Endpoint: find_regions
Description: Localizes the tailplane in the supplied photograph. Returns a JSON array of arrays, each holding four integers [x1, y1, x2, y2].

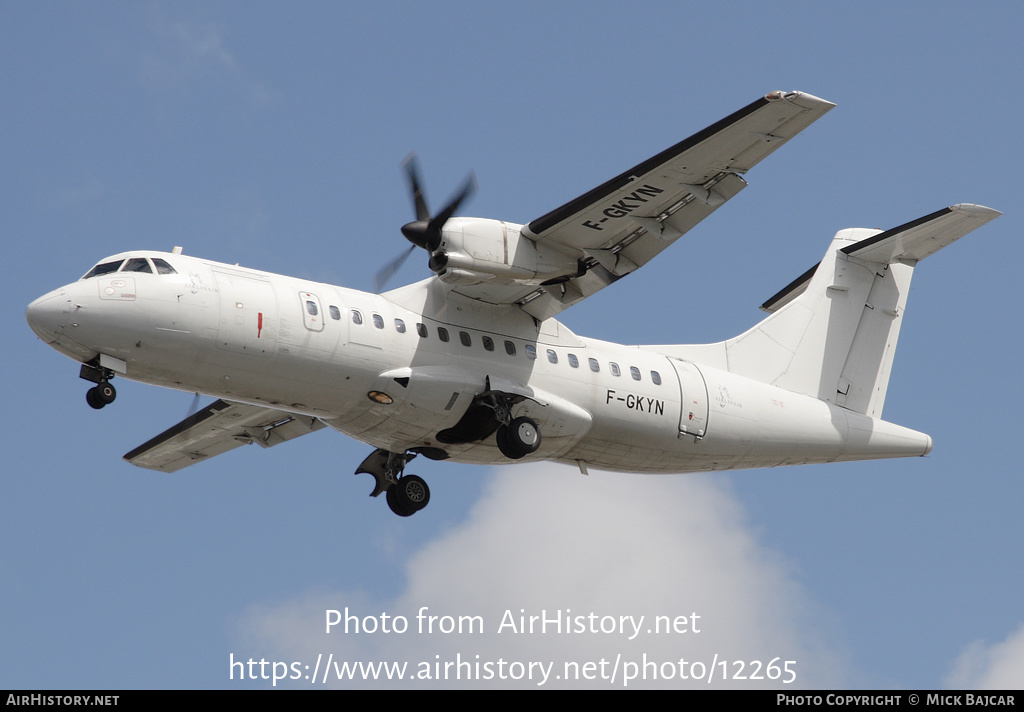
[[652, 204, 1000, 417]]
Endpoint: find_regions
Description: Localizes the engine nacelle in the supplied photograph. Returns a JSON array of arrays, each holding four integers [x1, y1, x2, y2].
[[432, 218, 578, 287]]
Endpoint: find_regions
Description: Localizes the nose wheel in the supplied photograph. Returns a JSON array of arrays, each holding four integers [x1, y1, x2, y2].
[[80, 359, 118, 410], [86, 382, 117, 409]]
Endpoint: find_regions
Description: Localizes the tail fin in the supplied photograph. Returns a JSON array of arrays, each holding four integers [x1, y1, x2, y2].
[[656, 204, 1000, 417]]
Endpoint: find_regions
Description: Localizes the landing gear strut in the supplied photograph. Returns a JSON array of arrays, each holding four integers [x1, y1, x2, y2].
[[355, 449, 431, 517], [80, 359, 116, 410]]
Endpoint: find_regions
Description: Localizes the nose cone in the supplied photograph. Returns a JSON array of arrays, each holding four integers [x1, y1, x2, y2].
[[26, 289, 71, 342]]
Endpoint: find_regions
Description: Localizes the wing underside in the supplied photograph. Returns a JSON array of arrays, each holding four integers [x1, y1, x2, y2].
[[450, 90, 835, 320], [123, 399, 326, 473]]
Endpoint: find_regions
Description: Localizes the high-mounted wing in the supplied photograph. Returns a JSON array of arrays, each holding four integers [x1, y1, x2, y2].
[[444, 91, 834, 321], [124, 399, 325, 473]]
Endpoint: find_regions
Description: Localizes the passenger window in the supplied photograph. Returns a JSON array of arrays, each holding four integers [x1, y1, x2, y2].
[[610, 362, 621, 377], [372, 314, 384, 329], [329, 305, 341, 320], [416, 323, 427, 338], [547, 349, 558, 364], [504, 340, 516, 356], [152, 258, 177, 275], [459, 331, 472, 347], [394, 318, 406, 333], [122, 258, 152, 273], [651, 370, 662, 385], [525, 344, 537, 360], [589, 358, 600, 373], [630, 366, 641, 381], [438, 327, 449, 342], [306, 301, 319, 316], [482, 336, 494, 351], [83, 260, 124, 279], [568, 354, 579, 368], [351, 310, 363, 325]]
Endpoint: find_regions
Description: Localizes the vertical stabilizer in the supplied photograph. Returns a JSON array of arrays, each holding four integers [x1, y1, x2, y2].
[[650, 205, 1000, 417]]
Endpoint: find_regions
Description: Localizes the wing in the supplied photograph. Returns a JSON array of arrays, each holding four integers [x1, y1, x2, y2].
[[123, 399, 326, 473], [450, 91, 835, 321]]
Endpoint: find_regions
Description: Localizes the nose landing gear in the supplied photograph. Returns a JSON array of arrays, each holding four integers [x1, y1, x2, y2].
[[86, 382, 117, 409], [80, 359, 117, 410]]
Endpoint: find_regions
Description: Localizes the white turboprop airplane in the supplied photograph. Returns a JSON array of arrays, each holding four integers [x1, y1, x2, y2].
[[26, 91, 1000, 516]]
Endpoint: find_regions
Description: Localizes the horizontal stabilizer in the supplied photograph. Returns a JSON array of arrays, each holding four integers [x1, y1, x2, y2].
[[841, 203, 1001, 264], [761, 204, 1000, 314], [124, 399, 325, 472]]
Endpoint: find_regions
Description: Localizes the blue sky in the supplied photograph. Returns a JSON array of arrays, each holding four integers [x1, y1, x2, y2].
[[3, 1, 1022, 689]]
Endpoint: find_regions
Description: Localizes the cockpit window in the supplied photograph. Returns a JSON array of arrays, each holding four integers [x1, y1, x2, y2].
[[83, 260, 124, 279], [122, 258, 153, 274], [151, 258, 177, 275]]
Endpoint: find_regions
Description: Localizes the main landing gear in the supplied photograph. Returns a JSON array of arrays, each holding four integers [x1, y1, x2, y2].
[[478, 381, 542, 460], [80, 359, 116, 410], [355, 449, 432, 517], [495, 416, 541, 460]]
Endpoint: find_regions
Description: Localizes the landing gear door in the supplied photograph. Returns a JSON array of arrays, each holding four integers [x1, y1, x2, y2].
[[670, 359, 709, 438]]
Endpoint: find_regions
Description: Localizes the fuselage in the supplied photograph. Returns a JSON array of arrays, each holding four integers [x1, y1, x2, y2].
[[26, 250, 932, 475]]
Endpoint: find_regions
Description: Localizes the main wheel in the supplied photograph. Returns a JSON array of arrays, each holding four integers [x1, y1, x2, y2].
[[395, 474, 430, 511], [386, 486, 416, 517], [386, 475, 430, 516], [496, 416, 541, 459]]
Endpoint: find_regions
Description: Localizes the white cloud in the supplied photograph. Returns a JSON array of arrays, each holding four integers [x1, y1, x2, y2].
[[947, 623, 1024, 689], [235, 464, 848, 688], [138, 4, 272, 103]]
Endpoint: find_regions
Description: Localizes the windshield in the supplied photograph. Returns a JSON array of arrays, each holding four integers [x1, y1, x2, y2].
[[82, 260, 124, 279]]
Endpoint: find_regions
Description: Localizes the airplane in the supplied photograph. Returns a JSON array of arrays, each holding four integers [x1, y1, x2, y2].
[[25, 90, 1000, 517]]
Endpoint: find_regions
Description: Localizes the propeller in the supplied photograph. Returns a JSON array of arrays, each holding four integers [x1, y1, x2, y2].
[[374, 154, 476, 292], [185, 392, 203, 418]]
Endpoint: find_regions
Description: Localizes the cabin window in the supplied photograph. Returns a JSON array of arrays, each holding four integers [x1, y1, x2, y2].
[[504, 340, 516, 356], [589, 357, 600, 373], [83, 260, 124, 279], [525, 344, 537, 360], [394, 318, 406, 333], [152, 258, 177, 275], [306, 301, 319, 316], [630, 366, 641, 381], [351, 310, 363, 325], [329, 305, 341, 320], [651, 370, 662, 385], [437, 327, 449, 342], [416, 323, 427, 338], [372, 314, 384, 329], [122, 258, 152, 274], [459, 331, 472, 347], [568, 353, 579, 368], [610, 362, 621, 377], [482, 336, 494, 351], [547, 349, 558, 364]]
